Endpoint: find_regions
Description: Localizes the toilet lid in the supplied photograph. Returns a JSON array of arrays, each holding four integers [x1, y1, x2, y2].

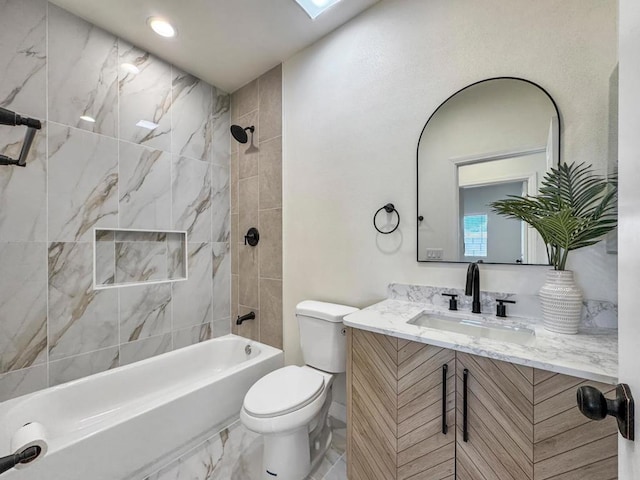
[[243, 366, 325, 418]]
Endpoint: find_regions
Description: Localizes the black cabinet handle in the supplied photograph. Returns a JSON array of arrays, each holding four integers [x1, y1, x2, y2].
[[442, 364, 448, 434], [463, 368, 469, 442]]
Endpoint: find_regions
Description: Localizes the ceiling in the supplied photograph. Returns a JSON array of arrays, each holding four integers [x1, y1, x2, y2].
[[48, 0, 380, 93]]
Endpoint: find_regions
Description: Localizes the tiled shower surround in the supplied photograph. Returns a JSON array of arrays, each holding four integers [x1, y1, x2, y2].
[[231, 66, 283, 348], [0, 0, 231, 401]]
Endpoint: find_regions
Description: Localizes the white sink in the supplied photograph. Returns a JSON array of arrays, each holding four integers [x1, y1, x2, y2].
[[408, 311, 536, 346]]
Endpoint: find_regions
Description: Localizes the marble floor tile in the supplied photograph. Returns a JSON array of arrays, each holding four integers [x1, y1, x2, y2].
[[48, 123, 118, 242], [310, 418, 347, 480], [119, 142, 171, 230], [0, 0, 46, 118], [144, 419, 260, 480], [322, 455, 347, 480], [0, 242, 47, 374], [119, 41, 172, 151], [142, 415, 347, 480], [47, 5, 118, 136]]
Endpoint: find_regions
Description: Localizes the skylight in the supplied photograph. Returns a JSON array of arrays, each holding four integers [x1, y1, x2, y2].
[[294, 0, 342, 19]]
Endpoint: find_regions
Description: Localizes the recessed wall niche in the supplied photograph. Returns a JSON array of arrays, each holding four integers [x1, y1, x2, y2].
[[94, 228, 188, 289]]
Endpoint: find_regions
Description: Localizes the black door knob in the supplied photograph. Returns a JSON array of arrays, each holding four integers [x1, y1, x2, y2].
[[577, 383, 635, 441], [576, 386, 609, 420]]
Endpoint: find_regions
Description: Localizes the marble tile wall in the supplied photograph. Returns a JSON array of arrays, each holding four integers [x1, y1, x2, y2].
[[0, 0, 231, 401], [230, 66, 283, 348]]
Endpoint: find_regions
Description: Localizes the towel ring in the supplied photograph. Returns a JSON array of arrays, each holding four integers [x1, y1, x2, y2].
[[373, 203, 400, 234]]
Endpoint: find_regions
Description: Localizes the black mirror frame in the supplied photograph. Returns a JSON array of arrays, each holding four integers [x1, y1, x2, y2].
[[416, 76, 562, 265]]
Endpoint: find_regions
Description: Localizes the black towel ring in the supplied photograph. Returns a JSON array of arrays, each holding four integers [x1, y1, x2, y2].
[[373, 203, 400, 234]]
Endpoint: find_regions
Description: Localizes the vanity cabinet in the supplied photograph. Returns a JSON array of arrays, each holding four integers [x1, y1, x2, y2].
[[346, 328, 618, 480]]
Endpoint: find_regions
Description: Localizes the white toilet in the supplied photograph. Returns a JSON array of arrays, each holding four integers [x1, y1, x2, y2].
[[240, 300, 358, 480]]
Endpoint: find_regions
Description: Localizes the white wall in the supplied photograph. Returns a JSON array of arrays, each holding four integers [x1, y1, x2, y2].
[[618, 0, 640, 475], [283, 0, 618, 366]]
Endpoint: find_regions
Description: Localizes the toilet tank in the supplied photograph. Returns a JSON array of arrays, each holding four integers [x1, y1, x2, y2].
[[296, 301, 359, 373]]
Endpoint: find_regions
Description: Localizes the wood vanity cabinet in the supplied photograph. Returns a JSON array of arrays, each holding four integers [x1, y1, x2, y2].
[[346, 328, 618, 480]]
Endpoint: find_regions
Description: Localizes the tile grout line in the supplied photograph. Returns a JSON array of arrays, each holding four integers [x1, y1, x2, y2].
[[169, 62, 175, 352], [45, 0, 50, 388], [257, 76, 261, 343], [116, 37, 122, 367]]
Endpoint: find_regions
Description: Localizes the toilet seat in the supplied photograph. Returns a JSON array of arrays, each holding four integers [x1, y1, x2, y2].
[[243, 366, 325, 418]]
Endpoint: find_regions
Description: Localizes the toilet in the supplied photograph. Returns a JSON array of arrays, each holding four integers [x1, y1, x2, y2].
[[240, 300, 358, 480]]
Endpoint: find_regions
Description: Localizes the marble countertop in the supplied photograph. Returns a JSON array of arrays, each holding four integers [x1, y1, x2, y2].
[[343, 299, 618, 385]]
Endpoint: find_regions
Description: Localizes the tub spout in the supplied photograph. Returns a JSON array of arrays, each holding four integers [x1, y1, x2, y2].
[[236, 311, 256, 325]]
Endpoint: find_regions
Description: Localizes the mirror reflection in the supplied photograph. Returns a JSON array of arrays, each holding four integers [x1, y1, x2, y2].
[[417, 78, 560, 264]]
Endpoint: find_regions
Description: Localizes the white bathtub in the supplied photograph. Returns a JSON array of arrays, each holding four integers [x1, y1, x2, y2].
[[0, 335, 283, 480]]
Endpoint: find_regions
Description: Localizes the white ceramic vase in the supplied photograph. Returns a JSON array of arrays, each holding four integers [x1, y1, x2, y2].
[[539, 270, 583, 334]]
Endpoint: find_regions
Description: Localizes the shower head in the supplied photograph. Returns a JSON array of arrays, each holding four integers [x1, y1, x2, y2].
[[230, 124, 255, 144]]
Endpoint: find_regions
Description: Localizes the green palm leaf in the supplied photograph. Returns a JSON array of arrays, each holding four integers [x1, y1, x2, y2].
[[490, 162, 617, 270]]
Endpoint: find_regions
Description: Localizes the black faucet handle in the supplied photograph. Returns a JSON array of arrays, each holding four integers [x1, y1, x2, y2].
[[442, 293, 458, 311], [496, 299, 516, 317]]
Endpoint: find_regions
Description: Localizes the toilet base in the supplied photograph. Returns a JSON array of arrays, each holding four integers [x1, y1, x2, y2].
[[260, 402, 333, 480]]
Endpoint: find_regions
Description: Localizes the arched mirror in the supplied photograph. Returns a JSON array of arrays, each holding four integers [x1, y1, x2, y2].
[[417, 77, 560, 264]]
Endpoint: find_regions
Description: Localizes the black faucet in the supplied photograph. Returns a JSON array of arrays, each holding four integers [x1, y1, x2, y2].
[[465, 262, 481, 314]]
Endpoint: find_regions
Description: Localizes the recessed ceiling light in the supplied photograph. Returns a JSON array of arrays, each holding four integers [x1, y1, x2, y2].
[[136, 120, 159, 130], [80, 115, 96, 123], [148, 17, 176, 38], [294, 0, 342, 19], [120, 63, 140, 75]]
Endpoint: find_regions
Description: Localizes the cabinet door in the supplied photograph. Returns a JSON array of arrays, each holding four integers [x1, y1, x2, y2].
[[532, 370, 618, 480], [396, 338, 455, 480], [347, 329, 456, 480], [348, 328, 398, 480], [456, 352, 535, 480]]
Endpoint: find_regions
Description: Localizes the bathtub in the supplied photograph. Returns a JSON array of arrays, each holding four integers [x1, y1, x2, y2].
[[0, 335, 283, 480]]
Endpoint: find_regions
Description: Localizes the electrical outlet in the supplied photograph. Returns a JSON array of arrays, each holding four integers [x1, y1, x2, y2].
[[426, 248, 443, 260]]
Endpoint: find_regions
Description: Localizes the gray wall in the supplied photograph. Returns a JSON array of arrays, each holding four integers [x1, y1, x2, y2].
[[0, 0, 231, 401]]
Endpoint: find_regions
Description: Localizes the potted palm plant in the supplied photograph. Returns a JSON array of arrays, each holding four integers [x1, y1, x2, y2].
[[490, 162, 617, 334]]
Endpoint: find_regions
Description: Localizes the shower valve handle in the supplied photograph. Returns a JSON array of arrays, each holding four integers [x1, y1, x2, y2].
[[244, 227, 259, 247]]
